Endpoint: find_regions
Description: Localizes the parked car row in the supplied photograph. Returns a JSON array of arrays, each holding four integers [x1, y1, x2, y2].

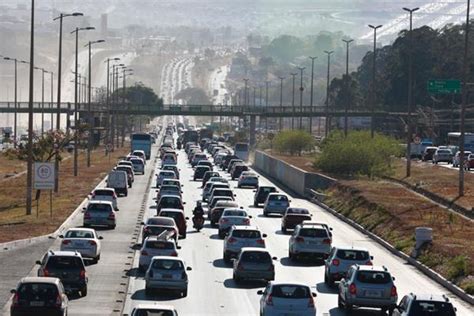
[[423, 146, 474, 170]]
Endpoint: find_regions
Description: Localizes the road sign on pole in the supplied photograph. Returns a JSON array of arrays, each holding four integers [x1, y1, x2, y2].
[[427, 79, 461, 94], [34, 162, 55, 190]]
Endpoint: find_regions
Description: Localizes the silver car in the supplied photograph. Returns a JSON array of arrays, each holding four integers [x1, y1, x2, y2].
[[131, 303, 178, 316], [324, 246, 373, 286], [203, 182, 230, 202], [288, 223, 332, 261], [145, 256, 192, 297], [432, 148, 453, 164], [258, 282, 317, 316], [83, 201, 116, 229], [218, 208, 251, 238], [138, 236, 180, 271], [223, 226, 266, 263], [156, 170, 176, 187], [89, 188, 118, 211], [338, 265, 398, 314], [232, 247, 275, 283], [263, 193, 291, 216]]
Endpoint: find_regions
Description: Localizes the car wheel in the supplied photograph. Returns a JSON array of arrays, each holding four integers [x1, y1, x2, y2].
[[281, 226, 287, 234], [219, 231, 225, 239], [124, 191, 128, 197], [182, 232, 186, 239], [338, 294, 344, 309], [223, 252, 231, 263], [254, 201, 258, 207], [263, 211, 268, 217], [145, 286, 152, 296], [81, 286, 87, 297], [182, 289, 188, 297]]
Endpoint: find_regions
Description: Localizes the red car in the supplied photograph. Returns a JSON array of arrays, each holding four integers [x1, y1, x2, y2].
[[281, 207, 312, 233], [466, 154, 474, 170], [158, 209, 189, 239]]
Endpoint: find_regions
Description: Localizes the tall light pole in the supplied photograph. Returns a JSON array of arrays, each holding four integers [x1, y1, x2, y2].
[[308, 56, 317, 134], [114, 64, 125, 148], [105, 57, 121, 147], [324, 50, 334, 137], [26, 0, 35, 215], [49, 71, 54, 131], [342, 39, 354, 137], [53, 12, 83, 131], [459, 0, 470, 196], [34, 66, 47, 135], [85, 39, 105, 167], [265, 80, 270, 132], [71, 26, 95, 177], [297, 67, 305, 129], [290, 72, 297, 129], [368, 24, 382, 138], [278, 76, 284, 131], [121, 68, 133, 147]]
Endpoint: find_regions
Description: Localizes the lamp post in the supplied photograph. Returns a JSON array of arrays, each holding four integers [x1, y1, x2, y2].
[[342, 39, 354, 137], [26, 0, 35, 215], [121, 68, 133, 147], [34, 67, 47, 135], [324, 50, 334, 137], [85, 39, 105, 167], [71, 26, 95, 177], [403, 7, 419, 177], [53, 12, 83, 131], [265, 80, 270, 132], [114, 64, 125, 147], [297, 67, 305, 129], [308, 56, 317, 134], [278, 76, 284, 130], [290, 72, 297, 130], [104, 57, 121, 148], [368, 24, 382, 138], [49, 71, 54, 131]]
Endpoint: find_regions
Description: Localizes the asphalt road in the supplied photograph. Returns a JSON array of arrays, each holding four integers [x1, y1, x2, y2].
[[122, 141, 474, 316]]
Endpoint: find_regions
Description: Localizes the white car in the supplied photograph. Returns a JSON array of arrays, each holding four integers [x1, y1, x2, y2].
[[289, 223, 332, 261], [218, 208, 251, 238], [131, 304, 178, 316], [59, 228, 103, 263], [223, 225, 266, 263], [138, 236, 180, 271], [202, 182, 230, 202], [263, 193, 291, 216], [130, 157, 145, 175], [131, 150, 147, 164], [237, 173, 259, 188], [156, 170, 177, 187], [89, 188, 118, 211], [258, 282, 317, 316], [145, 256, 192, 297]]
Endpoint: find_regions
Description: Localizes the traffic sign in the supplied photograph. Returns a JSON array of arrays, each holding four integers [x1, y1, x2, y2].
[[427, 79, 461, 95], [34, 162, 55, 190]]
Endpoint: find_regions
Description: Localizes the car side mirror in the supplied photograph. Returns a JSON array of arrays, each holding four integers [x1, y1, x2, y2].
[[82, 207, 86, 211], [35, 260, 41, 265], [329, 227, 333, 231], [234, 194, 236, 197], [177, 245, 182, 250], [392, 277, 396, 281], [181, 191, 184, 193], [272, 257, 278, 260], [370, 256, 374, 260], [257, 290, 263, 295], [240, 206, 243, 209], [253, 190, 256, 192], [186, 267, 192, 271], [181, 184, 184, 187], [185, 217, 189, 220], [288, 200, 292, 203], [10, 289, 16, 294], [58, 235, 64, 238], [105, 180, 108, 183], [312, 292, 317, 297], [249, 215, 253, 219], [183, 202, 186, 205], [98, 236, 104, 240], [262, 233, 267, 238]]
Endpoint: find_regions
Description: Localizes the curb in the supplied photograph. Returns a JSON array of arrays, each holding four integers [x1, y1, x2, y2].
[[307, 189, 474, 306]]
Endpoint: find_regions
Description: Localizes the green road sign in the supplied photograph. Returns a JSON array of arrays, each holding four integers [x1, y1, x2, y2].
[[427, 79, 461, 94]]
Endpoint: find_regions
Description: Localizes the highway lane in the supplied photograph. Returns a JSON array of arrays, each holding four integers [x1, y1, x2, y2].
[[124, 138, 473, 316]]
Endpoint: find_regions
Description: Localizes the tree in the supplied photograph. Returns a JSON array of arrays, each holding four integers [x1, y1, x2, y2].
[[274, 130, 315, 156]]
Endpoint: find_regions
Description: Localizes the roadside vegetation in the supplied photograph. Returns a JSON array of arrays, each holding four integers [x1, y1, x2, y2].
[[273, 130, 315, 156]]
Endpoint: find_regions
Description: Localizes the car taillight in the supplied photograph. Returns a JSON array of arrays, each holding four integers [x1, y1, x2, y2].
[[243, 218, 250, 225], [256, 239, 265, 245], [323, 238, 331, 245], [80, 269, 86, 280], [266, 294, 273, 306], [89, 240, 96, 246], [171, 251, 178, 256], [11, 292, 19, 307], [391, 285, 397, 297], [141, 250, 148, 256], [43, 269, 49, 277], [108, 212, 115, 219], [84, 212, 91, 219], [308, 296, 315, 308], [227, 237, 236, 244], [296, 237, 304, 243], [349, 283, 357, 295], [62, 240, 71, 245], [112, 194, 117, 200], [332, 259, 340, 266], [365, 260, 373, 266]]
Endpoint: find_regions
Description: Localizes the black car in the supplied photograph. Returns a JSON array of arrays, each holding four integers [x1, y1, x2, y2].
[[253, 186, 277, 207], [231, 164, 249, 180], [202, 171, 220, 187], [421, 147, 438, 161], [221, 155, 239, 170], [193, 166, 211, 181]]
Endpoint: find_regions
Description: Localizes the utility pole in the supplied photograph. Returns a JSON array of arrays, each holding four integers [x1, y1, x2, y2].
[[290, 72, 297, 129], [279, 76, 284, 131], [308, 56, 317, 134], [34, 67, 46, 135], [49, 71, 54, 131], [368, 24, 383, 138], [265, 80, 270, 132], [297, 67, 305, 129], [342, 39, 354, 137], [26, 0, 35, 216], [324, 50, 334, 137]]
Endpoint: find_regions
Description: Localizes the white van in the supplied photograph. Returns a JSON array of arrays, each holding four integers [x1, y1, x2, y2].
[[107, 170, 128, 197]]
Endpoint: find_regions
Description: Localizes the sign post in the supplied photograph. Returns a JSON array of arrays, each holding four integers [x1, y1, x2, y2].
[[427, 79, 461, 95], [34, 162, 55, 217]]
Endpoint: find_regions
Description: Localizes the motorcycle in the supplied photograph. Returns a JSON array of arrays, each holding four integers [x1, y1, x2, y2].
[[192, 215, 204, 232]]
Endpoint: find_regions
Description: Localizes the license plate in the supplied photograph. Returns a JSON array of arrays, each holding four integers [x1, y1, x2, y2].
[[30, 301, 45, 307], [163, 274, 172, 279], [365, 290, 382, 298]]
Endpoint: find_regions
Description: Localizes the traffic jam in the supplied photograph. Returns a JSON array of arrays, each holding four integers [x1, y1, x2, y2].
[[8, 123, 460, 316]]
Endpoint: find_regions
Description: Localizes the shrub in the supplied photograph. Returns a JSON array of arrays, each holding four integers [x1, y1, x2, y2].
[[446, 255, 470, 281], [273, 130, 315, 155], [315, 130, 402, 178]]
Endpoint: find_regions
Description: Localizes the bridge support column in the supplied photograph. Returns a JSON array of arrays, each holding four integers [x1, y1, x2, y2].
[[249, 115, 256, 147]]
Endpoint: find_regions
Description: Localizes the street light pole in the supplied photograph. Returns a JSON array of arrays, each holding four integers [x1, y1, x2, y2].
[[342, 39, 354, 137], [368, 24, 382, 138], [403, 7, 419, 177], [3, 57, 22, 147], [290, 72, 297, 130], [26, 0, 35, 215], [309, 56, 317, 134], [34, 67, 46, 135], [265, 80, 270, 132], [324, 50, 334, 137], [105, 57, 120, 148], [49, 71, 54, 131], [278, 77, 284, 131], [297, 67, 305, 129]]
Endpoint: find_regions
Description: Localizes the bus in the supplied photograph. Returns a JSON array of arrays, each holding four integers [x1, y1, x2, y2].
[[234, 142, 249, 161], [447, 132, 474, 153], [131, 133, 152, 159]]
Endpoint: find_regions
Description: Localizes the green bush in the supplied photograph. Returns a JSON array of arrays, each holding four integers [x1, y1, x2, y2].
[[274, 130, 315, 155], [447, 255, 470, 281], [315, 130, 402, 178]]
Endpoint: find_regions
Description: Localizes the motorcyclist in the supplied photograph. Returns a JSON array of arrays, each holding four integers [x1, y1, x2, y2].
[[193, 201, 204, 218], [177, 139, 182, 150]]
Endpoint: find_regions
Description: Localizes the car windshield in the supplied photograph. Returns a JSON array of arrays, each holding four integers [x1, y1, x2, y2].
[[65, 230, 94, 239], [146, 241, 174, 249], [46, 256, 83, 269], [299, 228, 328, 238], [232, 230, 261, 238], [116, 167, 130, 173], [437, 150, 451, 154], [146, 226, 173, 235], [160, 212, 182, 221], [223, 210, 246, 217], [147, 218, 173, 226], [410, 301, 456, 316], [160, 199, 181, 207], [160, 172, 175, 177], [214, 190, 232, 197], [134, 309, 175, 316], [94, 190, 113, 196], [260, 187, 275, 193], [163, 180, 179, 186], [356, 271, 391, 284], [18, 283, 58, 301], [287, 208, 309, 215], [88, 204, 112, 212], [271, 285, 311, 299], [336, 250, 369, 261], [241, 251, 271, 263], [161, 186, 179, 193], [131, 159, 143, 165], [269, 195, 288, 202], [152, 259, 184, 270]]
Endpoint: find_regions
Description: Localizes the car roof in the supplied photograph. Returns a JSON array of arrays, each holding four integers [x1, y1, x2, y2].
[[268, 281, 310, 288], [145, 236, 175, 243], [232, 225, 259, 231], [65, 227, 96, 233], [88, 200, 113, 206], [151, 255, 185, 262], [160, 208, 184, 213], [93, 188, 115, 192], [19, 277, 61, 285], [333, 246, 369, 252], [240, 247, 270, 253], [356, 265, 388, 272], [410, 293, 451, 302], [46, 250, 82, 257], [133, 303, 176, 311]]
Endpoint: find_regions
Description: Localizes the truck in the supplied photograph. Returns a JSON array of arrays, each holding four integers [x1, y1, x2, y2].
[[131, 133, 152, 159], [182, 130, 199, 145], [199, 128, 213, 141]]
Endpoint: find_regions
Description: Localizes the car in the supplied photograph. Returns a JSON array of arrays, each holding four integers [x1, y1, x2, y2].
[[258, 282, 317, 316], [141, 216, 179, 243], [89, 188, 118, 211], [203, 182, 230, 202], [223, 226, 266, 263], [227, 159, 243, 173], [221, 155, 239, 170], [156, 170, 177, 187], [130, 157, 145, 175], [115, 165, 134, 187], [237, 173, 259, 188], [193, 165, 211, 180], [208, 176, 228, 184], [338, 265, 397, 314], [130, 303, 178, 316], [59, 228, 103, 263], [132, 150, 146, 163], [218, 208, 251, 238], [467, 153, 474, 170], [393, 293, 457, 316], [161, 165, 180, 179], [83, 201, 116, 229], [253, 186, 277, 207], [209, 196, 234, 210], [281, 208, 312, 233], [214, 152, 228, 165], [324, 246, 373, 287], [232, 248, 275, 283], [157, 185, 183, 200], [161, 179, 182, 189], [36, 250, 88, 297], [432, 148, 453, 164], [162, 153, 177, 166], [452, 150, 472, 167], [139, 235, 180, 271], [117, 160, 133, 169], [263, 193, 290, 216], [421, 146, 438, 161], [209, 200, 239, 226], [288, 223, 332, 261], [191, 153, 207, 167], [106, 170, 128, 196], [156, 195, 185, 214], [158, 208, 188, 238], [196, 160, 213, 170], [209, 188, 235, 205], [144, 256, 192, 297], [202, 171, 220, 187], [230, 163, 249, 180], [10, 277, 69, 316]]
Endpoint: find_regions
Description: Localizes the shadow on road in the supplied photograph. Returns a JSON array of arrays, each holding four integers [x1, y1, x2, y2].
[[280, 257, 325, 267], [131, 289, 181, 301], [316, 282, 338, 294], [223, 278, 267, 290], [212, 258, 230, 269]]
